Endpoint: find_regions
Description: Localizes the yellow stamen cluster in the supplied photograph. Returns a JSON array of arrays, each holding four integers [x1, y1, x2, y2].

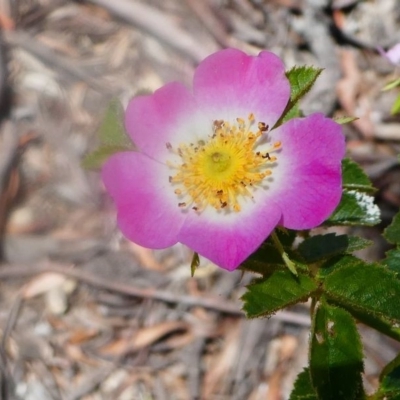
[[167, 113, 281, 212]]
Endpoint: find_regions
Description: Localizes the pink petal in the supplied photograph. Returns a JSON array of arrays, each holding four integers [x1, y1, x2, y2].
[[178, 203, 282, 271], [379, 43, 400, 66], [193, 48, 290, 127], [102, 152, 185, 248], [125, 82, 198, 159], [269, 113, 345, 229]]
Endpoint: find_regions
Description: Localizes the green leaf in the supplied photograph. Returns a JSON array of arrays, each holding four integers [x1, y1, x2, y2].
[[318, 255, 364, 278], [282, 103, 302, 122], [324, 261, 400, 324], [310, 300, 364, 400], [342, 158, 376, 193], [383, 249, 400, 275], [271, 231, 298, 276], [334, 116, 358, 125], [82, 99, 133, 170], [330, 159, 379, 226], [242, 229, 302, 275], [323, 258, 400, 339], [274, 66, 322, 126], [298, 233, 372, 263], [384, 212, 400, 245], [242, 270, 318, 318], [241, 247, 307, 276], [327, 189, 380, 226], [391, 94, 400, 115], [376, 353, 400, 399], [289, 369, 318, 400], [371, 353, 400, 399], [383, 78, 400, 91], [241, 243, 286, 275], [82, 145, 130, 169], [286, 66, 323, 106], [99, 99, 132, 148], [350, 308, 400, 343]]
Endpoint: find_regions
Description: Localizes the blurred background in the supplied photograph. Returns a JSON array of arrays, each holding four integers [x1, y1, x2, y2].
[[0, 0, 400, 399]]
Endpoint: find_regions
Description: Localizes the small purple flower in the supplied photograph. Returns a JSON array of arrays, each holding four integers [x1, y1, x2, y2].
[[102, 49, 345, 271], [378, 43, 400, 66]]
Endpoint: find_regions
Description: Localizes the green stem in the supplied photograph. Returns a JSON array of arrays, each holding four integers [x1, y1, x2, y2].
[[271, 231, 298, 276], [310, 296, 317, 319]]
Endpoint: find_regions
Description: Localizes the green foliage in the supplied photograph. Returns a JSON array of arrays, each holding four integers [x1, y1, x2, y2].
[[298, 234, 372, 263], [350, 308, 400, 343], [374, 354, 400, 400], [327, 159, 380, 226], [97, 99, 131, 147], [384, 249, 400, 274], [82, 99, 133, 169], [286, 66, 323, 107], [241, 243, 287, 275], [289, 369, 318, 400], [82, 145, 130, 170], [382, 212, 400, 281], [327, 189, 380, 226], [242, 270, 318, 318], [318, 255, 364, 278], [391, 93, 400, 115], [274, 66, 322, 126], [271, 228, 298, 248], [384, 78, 400, 115], [342, 158, 376, 193], [241, 229, 303, 275], [317, 255, 400, 341], [383, 78, 400, 91], [384, 212, 400, 245], [334, 116, 358, 125], [270, 231, 299, 275], [324, 261, 400, 324], [309, 301, 364, 400], [282, 103, 302, 121]]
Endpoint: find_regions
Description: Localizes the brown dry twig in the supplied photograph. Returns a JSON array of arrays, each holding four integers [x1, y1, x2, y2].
[[3, 30, 111, 93], [86, 0, 212, 63], [0, 262, 311, 326], [0, 123, 37, 259], [185, 0, 229, 48]]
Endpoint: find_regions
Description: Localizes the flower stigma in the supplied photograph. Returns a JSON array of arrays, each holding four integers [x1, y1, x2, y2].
[[167, 113, 281, 213]]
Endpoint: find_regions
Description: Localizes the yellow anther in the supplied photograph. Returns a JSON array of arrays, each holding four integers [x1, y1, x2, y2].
[[168, 114, 281, 212], [233, 203, 241, 212], [258, 122, 268, 131]]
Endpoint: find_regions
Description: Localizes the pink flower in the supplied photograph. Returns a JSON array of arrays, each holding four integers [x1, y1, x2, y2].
[[102, 49, 345, 271], [378, 43, 400, 66]]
